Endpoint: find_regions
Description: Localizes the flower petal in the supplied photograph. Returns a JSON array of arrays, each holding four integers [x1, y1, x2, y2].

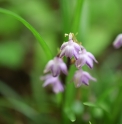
[[75, 54, 86, 68], [44, 60, 54, 73], [87, 52, 98, 63], [51, 66, 60, 77], [113, 34, 122, 49], [59, 63, 68, 75], [60, 42, 68, 50], [60, 48, 66, 58], [43, 77, 57, 87], [85, 57, 93, 69], [83, 72, 96, 82], [65, 46, 73, 58], [73, 49, 79, 60], [53, 81, 64, 93], [73, 42, 81, 52]]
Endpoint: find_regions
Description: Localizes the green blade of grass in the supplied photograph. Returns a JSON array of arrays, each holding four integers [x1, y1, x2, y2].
[[0, 81, 39, 121], [0, 8, 53, 59], [83, 102, 97, 107], [8, 98, 38, 120], [60, 0, 70, 33], [71, 0, 84, 33], [0, 81, 21, 99]]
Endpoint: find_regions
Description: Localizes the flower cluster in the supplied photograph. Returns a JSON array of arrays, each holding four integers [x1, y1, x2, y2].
[[41, 33, 97, 93]]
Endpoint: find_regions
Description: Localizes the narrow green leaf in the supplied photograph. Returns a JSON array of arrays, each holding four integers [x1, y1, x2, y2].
[[0, 81, 21, 99], [8, 98, 38, 120], [0, 81, 39, 121], [56, 93, 62, 106], [64, 65, 77, 107], [60, 0, 70, 33], [83, 102, 98, 107], [69, 113, 76, 122], [0, 8, 53, 59], [64, 107, 76, 122], [89, 121, 92, 124], [79, 0, 89, 41], [71, 0, 84, 33], [83, 101, 110, 113], [97, 87, 115, 102]]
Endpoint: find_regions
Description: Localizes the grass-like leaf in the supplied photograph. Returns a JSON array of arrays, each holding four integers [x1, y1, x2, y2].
[[8, 98, 38, 120], [71, 0, 84, 33], [60, 0, 70, 33], [0, 81, 39, 121], [83, 101, 110, 113], [0, 8, 53, 59], [0, 81, 21, 99], [64, 107, 76, 122], [83, 102, 97, 107]]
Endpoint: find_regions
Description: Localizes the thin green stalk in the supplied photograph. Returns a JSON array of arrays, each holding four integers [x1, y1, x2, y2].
[[0, 8, 53, 60], [71, 0, 84, 33], [111, 86, 122, 124], [60, 0, 70, 33]]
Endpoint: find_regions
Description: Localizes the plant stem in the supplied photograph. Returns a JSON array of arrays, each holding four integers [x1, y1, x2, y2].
[[71, 0, 84, 33]]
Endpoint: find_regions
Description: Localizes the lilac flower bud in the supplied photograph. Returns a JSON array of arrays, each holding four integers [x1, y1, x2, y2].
[[75, 48, 98, 69], [41, 74, 64, 93], [74, 69, 96, 87], [44, 57, 67, 77], [60, 33, 81, 60], [113, 34, 122, 49]]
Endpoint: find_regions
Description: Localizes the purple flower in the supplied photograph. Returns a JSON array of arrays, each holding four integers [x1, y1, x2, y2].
[[60, 33, 81, 59], [113, 34, 122, 49], [74, 69, 96, 87], [75, 48, 98, 69], [41, 74, 64, 93], [44, 57, 67, 77]]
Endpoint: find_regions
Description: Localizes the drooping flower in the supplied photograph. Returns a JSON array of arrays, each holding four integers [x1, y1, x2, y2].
[[113, 34, 122, 49], [60, 33, 81, 59], [75, 48, 98, 69], [41, 74, 64, 93], [74, 69, 96, 87], [44, 57, 67, 77]]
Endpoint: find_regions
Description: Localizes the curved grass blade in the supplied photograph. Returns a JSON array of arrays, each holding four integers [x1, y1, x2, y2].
[[83, 101, 110, 113], [83, 102, 97, 107], [8, 98, 38, 120], [64, 107, 76, 122], [0, 81, 38, 121], [0, 8, 53, 59], [0, 81, 21, 99], [89, 121, 92, 124], [0, 82, 54, 123]]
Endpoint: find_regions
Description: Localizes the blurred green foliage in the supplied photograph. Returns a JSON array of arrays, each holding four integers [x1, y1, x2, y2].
[[0, 0, 122, 124], [0, 41, 25, 68]]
